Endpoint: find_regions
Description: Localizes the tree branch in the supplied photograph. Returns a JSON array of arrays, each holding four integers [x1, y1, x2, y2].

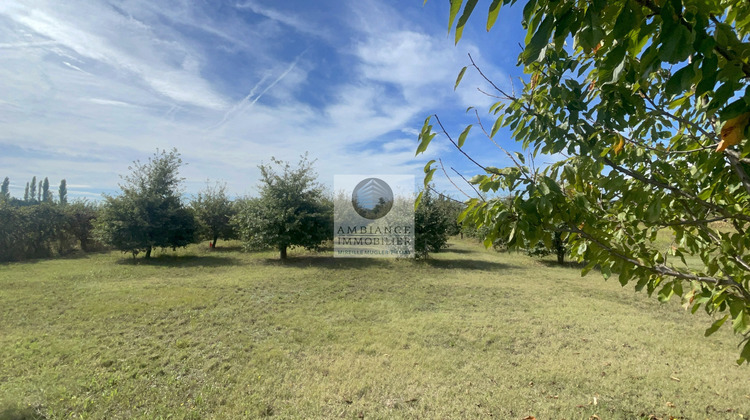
[[437, 158, 476, 201], [602, 156, 750, 223], [433, 114, 488, 172], [563, 223, 750, 301]]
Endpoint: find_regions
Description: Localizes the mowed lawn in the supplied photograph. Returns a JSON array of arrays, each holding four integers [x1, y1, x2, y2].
[[1, 239, 748, 419]]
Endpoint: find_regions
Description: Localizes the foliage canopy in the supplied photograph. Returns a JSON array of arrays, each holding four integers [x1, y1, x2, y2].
[[191, 181, 236, 247], [95, 149, 195, 258], [234, 155, 332, 259], [419, 0, 750, 363]]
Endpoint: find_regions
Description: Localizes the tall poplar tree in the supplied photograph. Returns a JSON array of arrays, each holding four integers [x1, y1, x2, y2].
[[1, 177, 9, 201], [58, 179, 67, 205], [42, 177, 51, 203], [29, 176, 36, 202]]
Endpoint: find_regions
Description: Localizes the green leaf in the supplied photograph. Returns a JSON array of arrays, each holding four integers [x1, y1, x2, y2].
[[414, 190, 424, 210], [415, 132, 435, 156], [581, 260, 596, 276], [424, 168, 437, 187], [707, 82, 738, 114], [645, 196, 661, 224], [522, 14, 554, 65], [658, 2, 693, 63], [448, 0, 464, 34], [731, 300, 750, 333], [455, 66, 468, 91], [458, 125, 473, 148], [618, 268, 630, 286], [657, 283, 673, 302], [600, 44, 627, 84], [665, 64, 696, 98], [455, 0, 478, 44], [416, 117, 435, 156], [704, 314, 729, 337], [733, 310, 750, 334], [719, 99, 749, 121], [457, 205, 472, 223], [486, 0, 502, 31], [738, 339, 750, 365], [612, 3, 636, 40], [490, 116, 504, 138], [696, 54, 718, 97], [423, 160, 436, 172], [673, 281, 683, 297]]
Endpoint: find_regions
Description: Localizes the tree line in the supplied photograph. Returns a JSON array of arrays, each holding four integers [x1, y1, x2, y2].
[[1, 149, 460, 262], [1, 176, 67, 206]]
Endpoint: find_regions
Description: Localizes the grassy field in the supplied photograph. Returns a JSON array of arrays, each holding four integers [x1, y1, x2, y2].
[[1, 239, 748, 419]]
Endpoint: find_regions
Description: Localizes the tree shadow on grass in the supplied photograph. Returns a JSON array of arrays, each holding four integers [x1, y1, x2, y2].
[[423, 258, 513, 271], [206, 245, 244, 253], [438, 246, 475, 254], [0, 248, 108, 266], [115, 254, 241, 268], [537, 259, 587, 270], [260, 255, 391, 270], [0, 404, 46, 420]]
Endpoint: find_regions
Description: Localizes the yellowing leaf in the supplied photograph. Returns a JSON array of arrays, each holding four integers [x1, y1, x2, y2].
[[529, 73, 540, 89], [592, 41, 603, 55], [613, 134, 625, 155], [717, 111, 750, 152]]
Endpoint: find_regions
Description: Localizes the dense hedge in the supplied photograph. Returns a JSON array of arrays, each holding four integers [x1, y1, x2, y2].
[[0, 201, 100, 262]]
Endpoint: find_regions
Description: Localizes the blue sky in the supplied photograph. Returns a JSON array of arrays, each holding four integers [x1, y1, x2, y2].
[[0, 0, 530, 201]]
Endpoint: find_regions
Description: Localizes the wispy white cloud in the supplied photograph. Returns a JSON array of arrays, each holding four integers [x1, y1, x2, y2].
[[1, 1, 229, 110], [0, 0, 519, 201], [0, 40, 57, 49], [234, 1, 333, 41]]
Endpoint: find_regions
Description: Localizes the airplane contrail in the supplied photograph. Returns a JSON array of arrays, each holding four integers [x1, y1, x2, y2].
[[210, 47, 309, 132], [210, 74, 270, 130]]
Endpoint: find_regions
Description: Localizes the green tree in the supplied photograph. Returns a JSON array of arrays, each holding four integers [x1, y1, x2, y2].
[[419, 0, 750, 362], [42, 177, 51, 203], [414, 188, 454, 258], [191, 181, 236, 247], [59, 179, 67, 205], [233, 155, 332, 259], [1, 177, 9, 201], [29, 176, 36, 203], [527, 226, 568, 265], [65, 200, 99, 252], [23, 182, 29, 202], [95, 149, 196, 258]]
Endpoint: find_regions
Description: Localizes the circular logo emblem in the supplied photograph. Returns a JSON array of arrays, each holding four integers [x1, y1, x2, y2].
[[352, 178, 394, 219]]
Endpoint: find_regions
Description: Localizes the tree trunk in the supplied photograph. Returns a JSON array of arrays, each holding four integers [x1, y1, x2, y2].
[[145, 246, 152, 259], [554, 231, 565, 265], [212, 234, 219, 248], [279, 245, 287, 260]]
